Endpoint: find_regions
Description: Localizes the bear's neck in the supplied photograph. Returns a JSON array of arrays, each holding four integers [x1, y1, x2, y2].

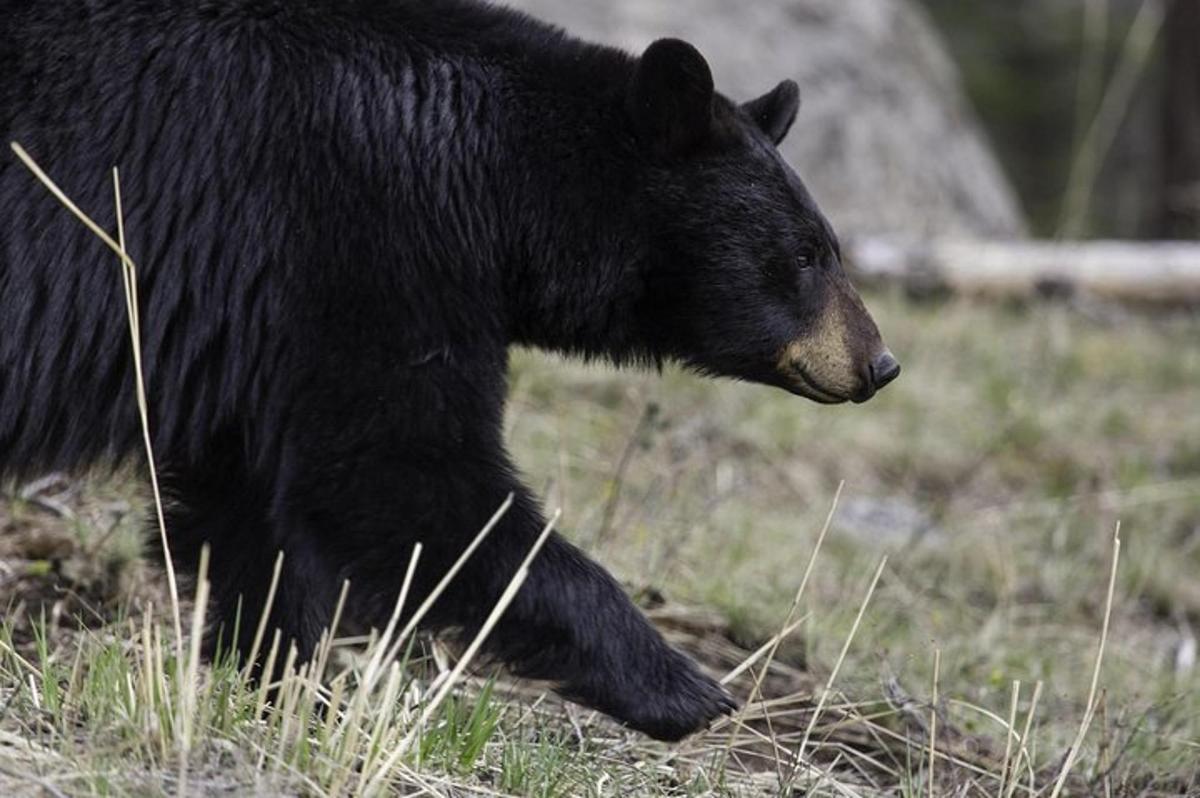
[[486, 43, 656, 366], [323, 18, 657, 365]]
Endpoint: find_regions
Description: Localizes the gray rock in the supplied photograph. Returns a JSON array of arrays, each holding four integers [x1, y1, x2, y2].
[[502, 0, 1027, 239], [835, 496, 943, 549]]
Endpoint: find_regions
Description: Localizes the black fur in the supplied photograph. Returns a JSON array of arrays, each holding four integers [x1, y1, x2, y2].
[[1, 0, 870, 740]]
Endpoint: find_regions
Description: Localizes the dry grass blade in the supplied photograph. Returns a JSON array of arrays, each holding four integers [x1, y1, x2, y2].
[[111, 164, 185, 661], [1011, 680, 1044, 798], [1049, 524, 1122, 798], [719, 614, 808, 688], [358, 543, 423, 694], [242, 551, 285, 681], [999, 680, 1020, 798], [795, 555, 888, 778], [723, 480, 843, 690], [361, 510, 560, 795], [927, 647, 940, 798], [718, 481, 843, 778], [9, 147, 187, 676], [311, 577, 351, 685], [179, 545, 211, 796], [377, 493, 515, 670]]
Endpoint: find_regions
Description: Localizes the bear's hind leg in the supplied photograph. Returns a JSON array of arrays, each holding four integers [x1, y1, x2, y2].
[[162, 452, 338, 673]]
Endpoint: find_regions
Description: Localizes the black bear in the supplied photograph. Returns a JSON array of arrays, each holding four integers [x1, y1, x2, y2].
[[0, 0, 899, 740]]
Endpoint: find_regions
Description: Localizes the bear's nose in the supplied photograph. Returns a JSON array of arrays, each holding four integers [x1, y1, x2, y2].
[[869, 350, 901, 391]]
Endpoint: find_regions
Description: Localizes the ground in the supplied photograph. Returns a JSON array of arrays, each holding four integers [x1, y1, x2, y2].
[[2, 290, 1198, 796]]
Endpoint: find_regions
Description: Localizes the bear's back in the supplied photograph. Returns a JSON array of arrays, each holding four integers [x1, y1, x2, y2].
[[0, 0, 531, 470]]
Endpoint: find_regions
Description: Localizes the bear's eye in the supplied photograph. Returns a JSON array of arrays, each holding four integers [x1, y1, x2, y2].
[[796, 252, 814, 271]]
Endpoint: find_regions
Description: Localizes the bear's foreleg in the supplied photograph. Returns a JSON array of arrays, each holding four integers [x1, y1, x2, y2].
[[477, 500, 739, 741], [316, 449, 736, 741], [280, 355, 735, 739]]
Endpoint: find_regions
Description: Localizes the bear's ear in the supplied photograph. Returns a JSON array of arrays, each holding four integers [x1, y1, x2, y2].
[[628, 38, 715, 156], [742, 80, 801, 145]]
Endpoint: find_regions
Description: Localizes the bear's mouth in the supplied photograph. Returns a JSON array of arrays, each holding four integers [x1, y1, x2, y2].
[[783, 363, 848, 404]]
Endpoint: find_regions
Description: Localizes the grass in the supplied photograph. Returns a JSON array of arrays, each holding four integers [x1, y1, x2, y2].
[[2, 292, 1198, 795], [504, 292, 1200, 793], [3, 140, 1200, 797]]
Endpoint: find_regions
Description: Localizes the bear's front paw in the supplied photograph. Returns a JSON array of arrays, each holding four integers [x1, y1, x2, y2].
[[626, 663, 738, 741], [575, 648, 737, 741]]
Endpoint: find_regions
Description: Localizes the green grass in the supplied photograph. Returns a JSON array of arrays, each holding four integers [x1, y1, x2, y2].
[[2, 291, 1199, 795]]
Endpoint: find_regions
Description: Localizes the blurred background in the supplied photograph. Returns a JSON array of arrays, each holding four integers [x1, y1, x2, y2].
[[512, 0, 1199, 242]]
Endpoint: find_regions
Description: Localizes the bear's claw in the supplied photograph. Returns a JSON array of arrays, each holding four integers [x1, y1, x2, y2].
[[628, 666, 738, 741]]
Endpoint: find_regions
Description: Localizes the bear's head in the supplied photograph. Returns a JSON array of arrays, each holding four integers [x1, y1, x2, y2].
[[630, 39, 899, 404]]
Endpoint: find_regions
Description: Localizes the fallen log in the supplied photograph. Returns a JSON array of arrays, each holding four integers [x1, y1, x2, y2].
[[846, 238, 1200, 305]]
